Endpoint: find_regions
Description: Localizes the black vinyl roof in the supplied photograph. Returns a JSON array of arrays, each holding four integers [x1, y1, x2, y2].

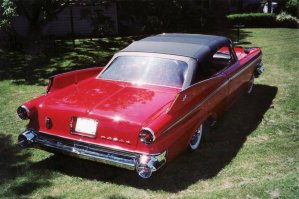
[[121, 33, 231, 60]]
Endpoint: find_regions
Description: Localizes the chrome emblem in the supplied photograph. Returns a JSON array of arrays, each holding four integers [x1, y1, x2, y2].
[[101, 136, 131, 145]]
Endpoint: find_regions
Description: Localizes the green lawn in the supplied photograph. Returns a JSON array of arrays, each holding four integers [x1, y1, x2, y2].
[[0, 28, 298, 199]]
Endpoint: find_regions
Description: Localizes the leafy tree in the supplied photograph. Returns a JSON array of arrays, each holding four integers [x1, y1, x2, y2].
[[13, 0, 70, 50], [80, 1, 115, 36], [117, 0, 211, 35], [117, 0, 182, 34], [0, 0, 17, 31], [0, 0, 18, 48], [285, 0, 298, 17]]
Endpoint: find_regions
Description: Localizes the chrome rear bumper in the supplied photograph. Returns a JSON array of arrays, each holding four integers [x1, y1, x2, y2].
[[18, 130, 166, 178]]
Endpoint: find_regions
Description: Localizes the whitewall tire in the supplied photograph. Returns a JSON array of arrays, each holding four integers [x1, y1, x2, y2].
[[188, 124, 203, 151]]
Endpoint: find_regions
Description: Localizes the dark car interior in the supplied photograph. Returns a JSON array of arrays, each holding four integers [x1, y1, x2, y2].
[[192, 46, 236, 84]]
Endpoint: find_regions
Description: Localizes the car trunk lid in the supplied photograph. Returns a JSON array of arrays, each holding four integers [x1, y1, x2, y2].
[[36, 78, 178, 151]]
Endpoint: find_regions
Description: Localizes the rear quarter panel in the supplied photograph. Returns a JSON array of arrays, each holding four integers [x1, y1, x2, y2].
[[143, 75, 228, 160], [224, 48, 262, 105]]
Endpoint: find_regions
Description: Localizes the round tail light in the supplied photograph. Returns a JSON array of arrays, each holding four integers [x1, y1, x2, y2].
[[139, 128, 155, 144], [17, 106, 30, 120]]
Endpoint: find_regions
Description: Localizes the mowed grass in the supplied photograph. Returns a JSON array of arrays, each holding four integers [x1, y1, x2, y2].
[[0, 28, 298, 198]]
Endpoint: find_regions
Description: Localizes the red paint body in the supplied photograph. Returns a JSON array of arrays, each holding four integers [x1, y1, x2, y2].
[[22, 46, 262, 164]]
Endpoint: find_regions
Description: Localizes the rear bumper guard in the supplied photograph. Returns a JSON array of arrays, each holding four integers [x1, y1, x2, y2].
[[18, 129, 166, 178]]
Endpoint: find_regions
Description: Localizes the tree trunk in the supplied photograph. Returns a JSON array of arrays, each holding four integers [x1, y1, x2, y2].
[[25, 23, 43, 54]]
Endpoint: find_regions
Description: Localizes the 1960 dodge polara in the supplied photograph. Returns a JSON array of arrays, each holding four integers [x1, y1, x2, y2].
[[17, 34, 264, 178]]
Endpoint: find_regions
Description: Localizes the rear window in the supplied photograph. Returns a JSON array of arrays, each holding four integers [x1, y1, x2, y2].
[[99, 56, 188, 88]]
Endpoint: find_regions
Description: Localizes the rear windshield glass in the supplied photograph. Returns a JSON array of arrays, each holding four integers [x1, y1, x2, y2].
[[99, 56, 188, 88]]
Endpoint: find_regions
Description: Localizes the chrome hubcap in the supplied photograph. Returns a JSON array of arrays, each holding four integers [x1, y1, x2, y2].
[[189, 124, 203, 150]]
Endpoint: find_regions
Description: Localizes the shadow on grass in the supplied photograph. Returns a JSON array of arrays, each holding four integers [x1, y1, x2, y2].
[[0, 135, 52, 197], [0, 135, 31, 185], [0, 36, 139, 86], [31, 84, 277, 193]]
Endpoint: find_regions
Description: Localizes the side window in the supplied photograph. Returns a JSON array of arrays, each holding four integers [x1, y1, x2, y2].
[[191, 45, 236, 85], [210, 46, 235, 75]]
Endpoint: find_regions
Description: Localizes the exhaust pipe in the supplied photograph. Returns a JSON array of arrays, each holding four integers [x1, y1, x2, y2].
[[18, 130, 37, 148]]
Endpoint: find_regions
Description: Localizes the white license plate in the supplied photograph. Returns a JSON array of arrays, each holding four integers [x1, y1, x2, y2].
[[75, 117, 98, 135]]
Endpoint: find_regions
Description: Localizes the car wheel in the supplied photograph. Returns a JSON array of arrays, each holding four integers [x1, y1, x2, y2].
[[188, 124, 203, 152], [247, 75, 254, 94]]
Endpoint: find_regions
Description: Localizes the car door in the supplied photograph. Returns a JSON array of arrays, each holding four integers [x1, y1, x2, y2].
[[219, 45, 245, 107]]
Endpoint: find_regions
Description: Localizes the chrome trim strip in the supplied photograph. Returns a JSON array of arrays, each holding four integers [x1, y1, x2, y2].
[[162, 80, 229, 135], [230, 55, 261, 81], [182, 75, 222, 91], [39, 131, 145, 155], [37, 145, 136, 170], [161, 55, 261, 135], [34, 133, 138, 170], [37, 133, 138, 157]]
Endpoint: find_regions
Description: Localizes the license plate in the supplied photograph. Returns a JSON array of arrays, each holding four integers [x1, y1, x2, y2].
[[75, 117, 98, 135]]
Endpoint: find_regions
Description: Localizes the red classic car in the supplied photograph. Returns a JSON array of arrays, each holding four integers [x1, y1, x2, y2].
[[17, 34, 264, 178]]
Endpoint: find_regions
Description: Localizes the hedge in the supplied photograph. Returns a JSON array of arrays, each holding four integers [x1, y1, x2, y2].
[[227, 13, 277, 27], [227, 13, 298, 28]]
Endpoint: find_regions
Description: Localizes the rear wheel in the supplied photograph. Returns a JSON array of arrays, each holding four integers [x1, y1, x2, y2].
[[188, 124, 203, 152]]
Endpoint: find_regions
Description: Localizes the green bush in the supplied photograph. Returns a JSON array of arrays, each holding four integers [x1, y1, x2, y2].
[[226, 13, 276, 27], [227, 12, 298, 28], [276, 12, 298, 28], [285, 0, 299, 17]]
